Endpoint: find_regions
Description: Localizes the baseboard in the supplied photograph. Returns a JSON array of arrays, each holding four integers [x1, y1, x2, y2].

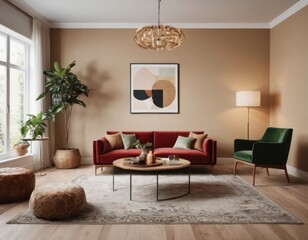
[[287, 164, 308, 182], [217, 157, 233, 165], [81, 157, 93, 165]]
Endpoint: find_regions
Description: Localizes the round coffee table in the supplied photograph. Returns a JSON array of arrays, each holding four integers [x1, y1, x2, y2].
[[112, 158, 191, 201]]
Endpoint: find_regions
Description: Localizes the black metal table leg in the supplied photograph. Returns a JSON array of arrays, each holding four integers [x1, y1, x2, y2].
[[188, 166, 191, 194], [157, 167, 191, 201], [113, 167, 115, 191], [130, 170, 132, 201], [157, 171, 159, 201]]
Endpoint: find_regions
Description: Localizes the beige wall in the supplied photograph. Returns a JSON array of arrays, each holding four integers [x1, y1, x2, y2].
[[50, 29, 270, 159], [270, 6, 308, 172]]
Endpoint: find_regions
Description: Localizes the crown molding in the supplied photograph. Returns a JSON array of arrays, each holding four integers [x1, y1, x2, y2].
[[51, 22, 270, 29], [174, 23, 270, 29], [8, 0, 308, 30], [269, 0, 308, 28]]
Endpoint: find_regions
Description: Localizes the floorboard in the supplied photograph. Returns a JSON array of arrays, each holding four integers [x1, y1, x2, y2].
[[0, 164, 307, 240]]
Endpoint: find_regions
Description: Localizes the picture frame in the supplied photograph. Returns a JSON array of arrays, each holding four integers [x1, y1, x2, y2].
[[130, 63, 179, 113]]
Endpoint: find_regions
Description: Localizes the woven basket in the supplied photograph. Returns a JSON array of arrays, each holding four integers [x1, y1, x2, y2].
[[53, 148, 81, 169]]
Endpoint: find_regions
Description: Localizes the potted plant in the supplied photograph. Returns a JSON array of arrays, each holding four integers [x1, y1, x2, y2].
[[133, 140, 152, 162], [14, 140, 30, 156], [17, 111, 46, 156], [37, 61, 89, 169], [20, 111, 48, 139]]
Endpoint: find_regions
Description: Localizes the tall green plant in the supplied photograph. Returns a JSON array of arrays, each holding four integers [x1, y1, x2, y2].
[[37, 61, 89, 149]]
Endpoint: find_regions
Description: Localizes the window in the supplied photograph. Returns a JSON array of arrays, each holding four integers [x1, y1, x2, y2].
[[0, 27, 30, 160]]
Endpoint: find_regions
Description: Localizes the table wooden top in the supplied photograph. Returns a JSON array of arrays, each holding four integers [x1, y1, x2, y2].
[[113, 158, 190, 172]]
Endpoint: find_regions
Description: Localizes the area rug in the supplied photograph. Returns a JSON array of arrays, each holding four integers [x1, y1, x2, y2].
[[8, 173, 301, 224]]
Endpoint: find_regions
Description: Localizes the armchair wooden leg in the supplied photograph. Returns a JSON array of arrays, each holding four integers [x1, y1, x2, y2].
[[252, 165, 256, 186], [233, 161, 238, 175], [284, 167, 290, 183], [266, 168, 269, 176]]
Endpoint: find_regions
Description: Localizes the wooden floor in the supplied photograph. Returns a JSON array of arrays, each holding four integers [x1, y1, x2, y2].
[[0, 164, 307, 240]]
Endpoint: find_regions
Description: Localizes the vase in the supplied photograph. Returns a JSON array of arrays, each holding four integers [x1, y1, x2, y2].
[[147, 150, 154, 164], [137, 150, 148, 163]]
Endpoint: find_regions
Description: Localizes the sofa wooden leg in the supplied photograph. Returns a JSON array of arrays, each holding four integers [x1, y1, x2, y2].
[[266, 168, 269, 176], [94, 166, 104, 175]]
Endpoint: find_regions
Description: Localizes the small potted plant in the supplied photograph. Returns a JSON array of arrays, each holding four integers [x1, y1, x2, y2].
[[20, 111, 48, 139], [14, 140, 30, 156], [133, 140, 152, 162], [18, 111, 47, 156]]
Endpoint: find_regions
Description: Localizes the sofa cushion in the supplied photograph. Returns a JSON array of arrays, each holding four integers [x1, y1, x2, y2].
[[121, 133, 137, 149], [107, 131, 153, 145], [101, 138, 111, 153], [154, 131, 204, 148], [173, 136, 195, 149], [154, 148, 212, 164], [189, 132, 208, 151], [105, 132, 124, 150], [99, 149, 142, 164]]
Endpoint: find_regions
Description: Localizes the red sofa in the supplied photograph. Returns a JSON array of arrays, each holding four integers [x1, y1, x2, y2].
[[93, 131, 217, 174]]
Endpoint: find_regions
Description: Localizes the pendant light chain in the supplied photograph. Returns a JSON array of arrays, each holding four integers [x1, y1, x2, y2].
[[158, 0, 161, 26]]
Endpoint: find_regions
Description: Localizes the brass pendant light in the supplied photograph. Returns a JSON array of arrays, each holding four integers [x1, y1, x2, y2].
[[134, 0, 185, 50]]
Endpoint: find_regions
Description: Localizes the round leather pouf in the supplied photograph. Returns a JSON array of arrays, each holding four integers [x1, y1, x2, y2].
[[29, 182, 86, 220], [0, 167, 35, 204]]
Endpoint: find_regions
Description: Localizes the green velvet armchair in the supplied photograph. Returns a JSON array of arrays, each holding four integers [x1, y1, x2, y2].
[[233, 127, 293, 186]]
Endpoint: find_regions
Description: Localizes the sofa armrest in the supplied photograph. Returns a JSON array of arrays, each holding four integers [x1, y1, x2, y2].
[[202, 138, 217, 165], [92, 138, 110, 164]]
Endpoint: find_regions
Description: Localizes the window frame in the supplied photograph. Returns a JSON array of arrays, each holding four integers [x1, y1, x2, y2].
[[0, 25, 31, 160]]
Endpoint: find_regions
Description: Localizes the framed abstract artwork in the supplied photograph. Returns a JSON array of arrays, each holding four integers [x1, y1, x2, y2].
[[130, 63, 179, 113]]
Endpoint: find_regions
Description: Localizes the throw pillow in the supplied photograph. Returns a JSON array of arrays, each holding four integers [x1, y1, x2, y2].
[[189, 132, 208, 151], [173, 136, 195, 149], [121, 133, 137, 150], [105, 132, 124, 150]]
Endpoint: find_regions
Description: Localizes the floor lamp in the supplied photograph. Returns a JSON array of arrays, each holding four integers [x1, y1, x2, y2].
[[236, 91, 261, 139]]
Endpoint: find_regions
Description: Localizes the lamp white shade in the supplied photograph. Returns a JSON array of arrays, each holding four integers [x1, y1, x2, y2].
[[236, 91, 260, 107]]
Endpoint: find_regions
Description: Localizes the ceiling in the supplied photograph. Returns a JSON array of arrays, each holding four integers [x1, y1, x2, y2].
[[9, 0, 308, 28]]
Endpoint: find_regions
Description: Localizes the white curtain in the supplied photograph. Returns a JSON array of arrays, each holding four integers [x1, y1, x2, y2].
[[30, 18, 54, 170]]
